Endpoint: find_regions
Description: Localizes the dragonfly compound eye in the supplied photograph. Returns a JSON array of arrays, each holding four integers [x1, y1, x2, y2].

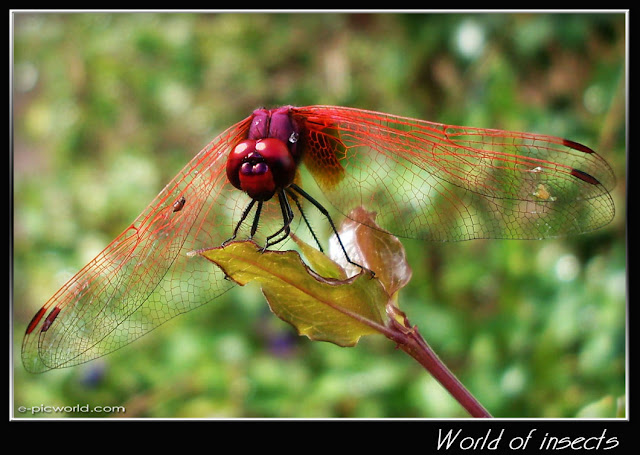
[[226, 138, 296, 201]]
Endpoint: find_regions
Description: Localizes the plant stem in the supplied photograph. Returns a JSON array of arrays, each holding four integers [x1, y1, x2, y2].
[[387, 307, 492, 418]]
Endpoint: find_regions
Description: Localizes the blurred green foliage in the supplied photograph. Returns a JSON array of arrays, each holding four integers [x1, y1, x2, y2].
[[13, 12, 626, 418]]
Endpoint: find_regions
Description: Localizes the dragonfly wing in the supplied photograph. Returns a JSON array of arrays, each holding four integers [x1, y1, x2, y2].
[[293, 106, 615, 241], [22, 117, 253, 373]]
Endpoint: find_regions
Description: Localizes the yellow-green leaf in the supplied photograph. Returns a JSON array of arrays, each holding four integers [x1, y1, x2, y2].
[[290, 232, 347, 280], [199, 241, 389, 347]]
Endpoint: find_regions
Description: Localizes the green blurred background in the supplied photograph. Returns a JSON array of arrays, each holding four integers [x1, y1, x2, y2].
[[12, 12, 626, 418]]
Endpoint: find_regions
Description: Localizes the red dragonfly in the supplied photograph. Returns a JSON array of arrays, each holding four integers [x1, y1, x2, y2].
[[22, 105, 616, 373]]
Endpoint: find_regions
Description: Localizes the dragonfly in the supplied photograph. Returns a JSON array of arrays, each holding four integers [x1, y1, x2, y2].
[[21, 105, 616, 373]]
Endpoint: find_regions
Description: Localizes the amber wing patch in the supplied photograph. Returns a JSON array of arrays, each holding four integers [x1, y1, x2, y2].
[[300, 123, 347, 190]]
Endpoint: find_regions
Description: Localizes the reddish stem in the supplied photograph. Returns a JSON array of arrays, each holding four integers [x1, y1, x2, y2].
[[386, 307, 492, 418]]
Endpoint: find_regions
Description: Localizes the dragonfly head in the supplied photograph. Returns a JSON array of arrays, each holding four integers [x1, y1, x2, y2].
[[226, 138, 296, 201]]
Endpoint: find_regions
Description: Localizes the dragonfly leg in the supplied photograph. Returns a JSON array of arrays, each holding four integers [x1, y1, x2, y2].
[[263, 190, 294, 250], [250, 201, 263, 238], [289, 184, 372, 275], [223, 198, 257, 246], [285, 188, 324, 253]]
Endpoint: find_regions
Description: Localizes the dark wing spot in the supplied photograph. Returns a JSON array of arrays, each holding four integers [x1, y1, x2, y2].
[[571, 168, 601, 185], [41, 307, 61, 333], [563, 138, 595, 154], [25, 307, 47, 335]]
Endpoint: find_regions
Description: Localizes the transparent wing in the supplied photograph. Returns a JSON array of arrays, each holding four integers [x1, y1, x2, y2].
[[22, 104, 617, 373], [22, 117, 254, 373], [293, 106, 615, 241]]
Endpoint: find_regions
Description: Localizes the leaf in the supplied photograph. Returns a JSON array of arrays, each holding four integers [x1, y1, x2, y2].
[[329, 207, 413, 297], [198, 241, 389, 347], [290, 232, 347, 280]]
